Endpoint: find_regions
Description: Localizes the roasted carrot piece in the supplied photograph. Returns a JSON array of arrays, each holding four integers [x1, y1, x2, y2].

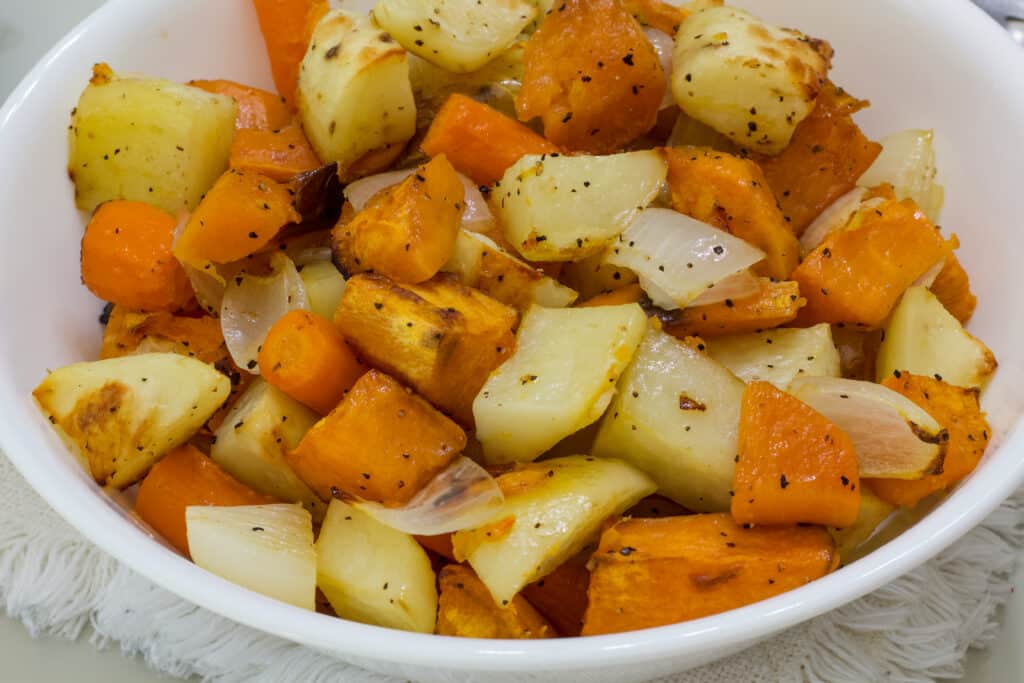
[[332, 155, 464, 284], [229, 126, 321, 182], [577, 283, 645, 308], [287, 370, 466, 505], [420, 94, 559, 186], [756, 82, 882, 236], [516, 0, 665, 154], [135, 445, 275, 556], [665, 147, 800, 280], [81, 200, 193, 313], [189, 79, 293, 131], [251, 0, 329, 102], [868, 374, 991, 507], [258, 310, 365, 414], [334, 273, 518, 426], [173, 170, 300, 268], [520, 551, 591, 637], [732, 381, 860, 527], [437, 565, 557, 639], [582, 514, 838, 634], [621, 0, 690, 35], [930, 251, 977, 323], [661, 279, 804, 338], [791, 198, 950, 328], [415, 533, 456, 561]]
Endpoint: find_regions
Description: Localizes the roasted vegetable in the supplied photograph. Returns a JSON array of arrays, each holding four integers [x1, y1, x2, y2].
[[81, 200, 193, 313], [671, 7, 832, 154], [34, 353, 230, 488], [868, 373, 991, 508], [316, 499, 437, 633], [930, 253, 977, 324], [228, 126, 322, 182], [857, 129, 944, 222], [474, 304, 647, 464], [209, 379, 324, 519], [664, 147, 799, 280], [516, 0, 665, 153], [828, 485, 895, 563], [659, 279, 804, 339], [560, 250, 638, 301], [876, 286, 996, 389], [519, 552, 591, 637], [186, 503, 316, 610], [732, 381, 860, 527], [495, 151, 667, 261], [189, 79, 293, 131], [332, 155, 464, 283], [437, 565, 556, 639], [582, 514, 838, 634], [298, 10, 416, 177], [252, 0, 329, 102], [453, 455, 655, 606], [135, 444, 275, 556], [288, 370, 465, 505], [592, 325, 745, 512], [68, 64, 237, 213], [373, 0, 536, 73], [334, 273, 518, 425], [707, 323, 840, 388]]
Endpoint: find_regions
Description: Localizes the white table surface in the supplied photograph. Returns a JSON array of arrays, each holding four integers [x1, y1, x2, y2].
[[0, 1, 1020, 681]]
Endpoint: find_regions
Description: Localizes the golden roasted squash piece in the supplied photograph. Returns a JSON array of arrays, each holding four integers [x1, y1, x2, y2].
[[437, 564, 556, 639]]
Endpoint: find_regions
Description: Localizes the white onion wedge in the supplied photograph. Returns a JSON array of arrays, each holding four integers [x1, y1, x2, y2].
[[344, 168, 493, 231], [857, 129, 944, 221], [352, 456, 504, 536], [688, 269, 761, 307], [645, 28, 675, 110], [221, 253, 309, 374], [186, 503, 316, 610], [787, 375, 947, 479], [607, 208, 765, 310]]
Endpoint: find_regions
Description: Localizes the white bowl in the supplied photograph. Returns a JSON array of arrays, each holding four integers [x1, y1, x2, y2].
[[1, 1, 1023, 681]]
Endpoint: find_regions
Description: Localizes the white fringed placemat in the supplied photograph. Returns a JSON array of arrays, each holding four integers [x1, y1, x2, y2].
[[1, 451, 1020, 683]]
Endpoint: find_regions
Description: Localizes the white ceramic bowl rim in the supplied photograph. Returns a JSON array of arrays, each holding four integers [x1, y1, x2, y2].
[[2, 0, 1024, 674]]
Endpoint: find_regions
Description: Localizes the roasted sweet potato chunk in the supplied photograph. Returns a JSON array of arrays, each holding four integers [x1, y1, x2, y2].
[[519, 551, 591, 637], [930, 251, 977, 323], [437, 565, 556, 639], [582, 514, 838, 634], [516, 0, 665, 153], [665, 147, 800, 280], [287, 370, 466, 505], [189, 79, 293, 131], [661, 279, 804, 338], [334, 273, 517, 425], [228, 126, 321, 182]]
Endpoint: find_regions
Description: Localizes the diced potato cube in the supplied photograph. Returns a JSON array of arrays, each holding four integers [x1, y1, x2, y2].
[[560, 249, 638, 300], [298, 10, 416, 177], [495, 151, 667, 261], [186, 504, 316, 610], [858, 129, 944, 222], [334, 273, 518, 425], [707, 323, 840, 388], [317, 499, 437, 633], [591, 325, 745, 511], [876, 286, 996, 389], [299, 261, 347, 320], [437, 564, 556, 638], [68, 64, 237, 213], [287, 370, 465, 505], [671, 7, 832, 154], [210, 380, 324, 520], [453, 455, 656, 605], [828, 487, 895, 564], [33, 353, 230, 488], [474, 304, 647, 464]]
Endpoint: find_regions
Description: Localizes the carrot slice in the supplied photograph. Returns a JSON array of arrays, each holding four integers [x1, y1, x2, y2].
[[229, 126, 321, 182], [665, 147, 800, 280], [258, 310, 365, 414], [732, 381, 860, 527], [81, 200, 194, 312], [173, 169, 300, 268], [287, 370, 466, 505], [135, 445, 275, 556], [582, 514, 838, 634], [331, 155, 464, 284], [516, 0, 664, 153], [791, 198, 950, 328], [251, 0, 329, 102], [756, 82, 882, 236], [420, 94, 559, 186], [930, 251, 977, 323], [189, 79, 293, 131], [661, 279, 804, 338], [868, 374, 991, 507]]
